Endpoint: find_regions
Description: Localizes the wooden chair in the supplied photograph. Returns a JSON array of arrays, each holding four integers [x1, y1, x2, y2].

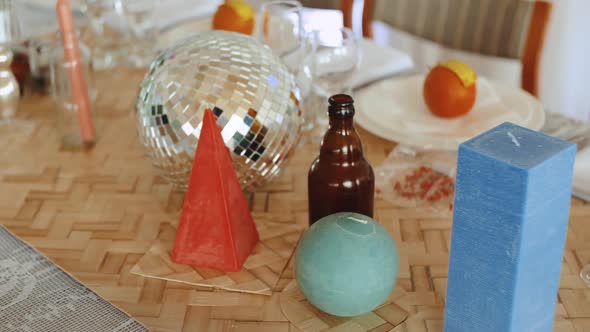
[[299, 0, 354, 29], [361, 0, 552, 96]]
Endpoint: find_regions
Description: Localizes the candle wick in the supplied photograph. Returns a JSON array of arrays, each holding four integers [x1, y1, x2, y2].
[[507, 132, 520, 147]]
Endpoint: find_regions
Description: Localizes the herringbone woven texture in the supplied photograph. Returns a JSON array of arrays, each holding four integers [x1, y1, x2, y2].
[[131, 220, 302, 295], [2, 69, 589, 331], [279, 245, 409, 332]]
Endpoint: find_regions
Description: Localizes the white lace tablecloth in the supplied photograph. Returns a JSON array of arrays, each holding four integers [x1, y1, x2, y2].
[[0, 226, 148, 332]]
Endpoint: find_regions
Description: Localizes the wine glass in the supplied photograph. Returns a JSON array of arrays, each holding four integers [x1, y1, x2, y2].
[[80, 0, 126, 69], [302, 27, 360, 129], [121, 0, 159, 67], [258, 1, 319, 133], [257, 0, 303, 71]]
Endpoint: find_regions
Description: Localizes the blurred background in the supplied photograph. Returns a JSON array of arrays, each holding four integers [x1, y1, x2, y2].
[[13, 0, 590, 122]]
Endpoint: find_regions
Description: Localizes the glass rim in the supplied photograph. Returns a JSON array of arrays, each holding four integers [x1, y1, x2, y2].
[[122, 0, 157, 13], [305, 27, 357, 46], [261, 0, 303, 14]]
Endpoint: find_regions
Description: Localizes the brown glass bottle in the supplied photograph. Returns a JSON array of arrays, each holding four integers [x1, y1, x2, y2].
[[308, 94, 375, 225]]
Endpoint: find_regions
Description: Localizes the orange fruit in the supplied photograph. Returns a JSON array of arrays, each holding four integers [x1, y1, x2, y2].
[[423, 60, 477, 118], [212, 0, 255, 35]]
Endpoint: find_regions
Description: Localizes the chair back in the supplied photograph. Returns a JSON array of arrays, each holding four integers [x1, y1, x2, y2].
[[362, 0, 552, 95]]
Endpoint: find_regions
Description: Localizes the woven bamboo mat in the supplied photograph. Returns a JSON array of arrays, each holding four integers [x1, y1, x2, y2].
[[280, 280, 408, 332], [130, 220, 302, 295], [1, 68, 589, 331], [278, 246, 409, 332]]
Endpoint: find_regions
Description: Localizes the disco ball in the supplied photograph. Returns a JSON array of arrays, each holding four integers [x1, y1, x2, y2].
[[136, 31, 302, 190]]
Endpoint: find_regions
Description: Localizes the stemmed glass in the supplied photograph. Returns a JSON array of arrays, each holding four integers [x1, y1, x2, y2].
[[257, 2, 360, 136], [80, 0, 125, 69], [257, 0, 304, 71], [301, 27, 360, 130], [258, 1, 317, 132], [121, 0, 159, 67]]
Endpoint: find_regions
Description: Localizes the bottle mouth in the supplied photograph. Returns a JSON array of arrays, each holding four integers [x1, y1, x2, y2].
[[328, 94, 355, 118]]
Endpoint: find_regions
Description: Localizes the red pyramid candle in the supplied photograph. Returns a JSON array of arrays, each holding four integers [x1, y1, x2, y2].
[[171, 109, 259, 271]]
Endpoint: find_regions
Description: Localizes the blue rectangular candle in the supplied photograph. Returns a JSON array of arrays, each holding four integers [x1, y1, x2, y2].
[[444, 122, 576, 332]]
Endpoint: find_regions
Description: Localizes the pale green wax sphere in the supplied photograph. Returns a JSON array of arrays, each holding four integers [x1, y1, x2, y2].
[[295, 212, 399, 317]]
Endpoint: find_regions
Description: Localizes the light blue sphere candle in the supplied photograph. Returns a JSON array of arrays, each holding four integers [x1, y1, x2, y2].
[[295, 212, 399, 317]]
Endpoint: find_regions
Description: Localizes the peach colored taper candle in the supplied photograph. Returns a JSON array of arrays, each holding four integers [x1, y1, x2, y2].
[[56, 0, 95, 143]]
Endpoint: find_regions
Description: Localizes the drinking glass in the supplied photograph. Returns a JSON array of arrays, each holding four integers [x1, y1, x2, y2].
[[28, 37, 54, 91], [80, 0, 126, 69], [0, 0, 21, 121], [294, 33, 315, 132], [121, 0, 159, 67], [302, 27, 359, 129], [258, 0, 303, 70], [50, 37, 97, 149]]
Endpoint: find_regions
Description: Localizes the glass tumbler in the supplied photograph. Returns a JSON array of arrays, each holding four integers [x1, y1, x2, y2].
[[122, 0, 159, 67], [50, 41, 97, 149], [81, 0, 127, 69], [302, 27, 359, 129]]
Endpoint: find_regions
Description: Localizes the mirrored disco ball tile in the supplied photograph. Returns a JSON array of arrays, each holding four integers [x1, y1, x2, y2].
[[136, 31, 301, 190]]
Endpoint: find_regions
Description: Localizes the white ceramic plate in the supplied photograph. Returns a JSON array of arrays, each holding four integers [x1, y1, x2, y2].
[[354, 74, 545, 151]]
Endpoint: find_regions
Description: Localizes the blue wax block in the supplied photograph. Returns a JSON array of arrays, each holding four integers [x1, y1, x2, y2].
[[444, 122, 576, 332]]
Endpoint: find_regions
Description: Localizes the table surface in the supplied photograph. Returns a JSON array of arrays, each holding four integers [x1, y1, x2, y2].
[[3, 68, 590, 332]]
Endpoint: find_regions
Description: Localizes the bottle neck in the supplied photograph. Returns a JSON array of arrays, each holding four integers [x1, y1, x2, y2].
[[328, 116, 354, 131], [319, 116, 364, 160]]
